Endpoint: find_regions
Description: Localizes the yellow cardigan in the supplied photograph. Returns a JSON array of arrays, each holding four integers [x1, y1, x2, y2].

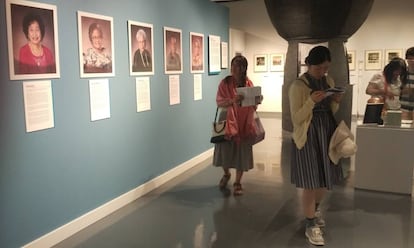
[[289, 74, 339, 149]]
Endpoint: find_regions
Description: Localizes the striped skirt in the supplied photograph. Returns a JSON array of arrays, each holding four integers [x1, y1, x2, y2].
[[291, 111, 343, 190]]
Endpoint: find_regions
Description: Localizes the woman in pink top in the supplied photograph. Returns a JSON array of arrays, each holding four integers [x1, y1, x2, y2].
[[18, 12, 55, 74], [212, 55, 262, 196]]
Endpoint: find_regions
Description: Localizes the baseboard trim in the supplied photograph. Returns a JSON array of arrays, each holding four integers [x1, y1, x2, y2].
[[23, 148, 214, 248], [257, 111, 281, 118]]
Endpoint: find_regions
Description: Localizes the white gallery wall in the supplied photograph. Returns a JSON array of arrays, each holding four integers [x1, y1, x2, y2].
[[228, 0, 414, 116]]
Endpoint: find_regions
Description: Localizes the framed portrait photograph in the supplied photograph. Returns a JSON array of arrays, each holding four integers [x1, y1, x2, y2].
[[254, 54, 267, 72], [78, 11, 114, 78], [385, 49, 403, 64], [365, 50, 382, 70], [6, 0, 60, 80], [347, 50, 356, 71], [128, 21, 154, 76], [164, 27, 182, 74], [190, 32, 204, 73], [269, 53, 284, 72]]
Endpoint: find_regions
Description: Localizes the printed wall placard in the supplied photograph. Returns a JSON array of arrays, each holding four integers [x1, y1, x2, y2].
[[208, 34, 221, 74], [221, 41, 228, 69]]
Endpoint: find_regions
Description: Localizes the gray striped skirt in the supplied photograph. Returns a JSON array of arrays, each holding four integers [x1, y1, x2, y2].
[[291, 111, 343, 190]]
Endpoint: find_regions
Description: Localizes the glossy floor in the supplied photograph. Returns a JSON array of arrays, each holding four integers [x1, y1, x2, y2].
[[54, 116, 414, 248]]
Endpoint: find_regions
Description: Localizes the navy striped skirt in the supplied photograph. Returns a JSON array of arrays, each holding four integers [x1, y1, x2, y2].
[[291, 111, 343, 190]]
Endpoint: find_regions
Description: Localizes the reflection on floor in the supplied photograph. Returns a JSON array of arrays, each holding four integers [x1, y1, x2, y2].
[[54, 115, 414, 248]]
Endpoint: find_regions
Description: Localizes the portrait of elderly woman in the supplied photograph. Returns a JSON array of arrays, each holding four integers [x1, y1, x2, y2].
[[18, 12, 55, 74], [78, 11, 114, 77], [190, 32, 204, 73], [129, 21, 154, 75], [6, 0, 60, 80], [83, 22, 112, 73], [164, 27, 182, 74]]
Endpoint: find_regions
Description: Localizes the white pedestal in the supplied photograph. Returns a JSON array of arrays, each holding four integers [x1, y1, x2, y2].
[[354, 124, 414, 194]]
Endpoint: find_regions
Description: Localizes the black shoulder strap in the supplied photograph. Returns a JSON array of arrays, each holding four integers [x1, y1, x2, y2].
[[297, 78, 312, 89]]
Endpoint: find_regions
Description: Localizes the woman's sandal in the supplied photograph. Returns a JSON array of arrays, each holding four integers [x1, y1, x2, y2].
[[219, 174, 231, 189], [233, 182, 243, 196]]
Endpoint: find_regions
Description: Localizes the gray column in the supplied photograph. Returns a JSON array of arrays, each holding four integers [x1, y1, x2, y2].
[[328, 38, 353, 176], [282, 41, 299, 132], [328, 38, 352, 127]]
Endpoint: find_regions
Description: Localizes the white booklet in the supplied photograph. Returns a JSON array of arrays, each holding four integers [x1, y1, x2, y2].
[[236, 86, 261, 106]]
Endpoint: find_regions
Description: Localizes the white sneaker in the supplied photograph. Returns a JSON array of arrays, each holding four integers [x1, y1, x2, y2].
[[305, 226, 325, 246], [315, 210, 325, 228]]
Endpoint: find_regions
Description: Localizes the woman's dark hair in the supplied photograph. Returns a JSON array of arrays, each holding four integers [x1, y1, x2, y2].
[[405, 47, 414, 58], [88, 23, 103, 42], [231, 55, 248, 71], [383, 57, 407, 85], [22, 12, 45, 40], [305, 46, 331, 65], [228, 55, 248, 86]]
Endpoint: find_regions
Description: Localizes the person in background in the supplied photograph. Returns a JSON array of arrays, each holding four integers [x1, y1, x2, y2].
[[400, 47, 414, 123], [83, 23, 112, 73], [213, 55, 262, 196], [133, 29, 152, 72], [366, 57, 407, 111], [18, 12, 55, 74], [289, 46, 343, 246]]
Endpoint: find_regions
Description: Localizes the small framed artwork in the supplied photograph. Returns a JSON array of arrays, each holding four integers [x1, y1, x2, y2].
[[78, 11, 114, 78], [128, 21, 154, 76], [190, 32, 204, 73], [221, 41, 228, 69], [6, 0, 60, 80], [347, 50, 356, 71], [364, 50, 382, 70], [385, 49, 403, 64], [269, 53, 284, 72], [208, 34, 221, 74], [254, 54, 267, 72], [164, 27, 182, 74]]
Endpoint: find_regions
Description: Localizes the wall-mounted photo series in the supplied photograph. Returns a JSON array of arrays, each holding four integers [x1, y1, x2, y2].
[[5, 0, 232, 82]]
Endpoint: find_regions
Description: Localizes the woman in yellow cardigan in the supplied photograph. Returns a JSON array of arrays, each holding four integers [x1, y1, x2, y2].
[[289, 46, 343, 246]]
